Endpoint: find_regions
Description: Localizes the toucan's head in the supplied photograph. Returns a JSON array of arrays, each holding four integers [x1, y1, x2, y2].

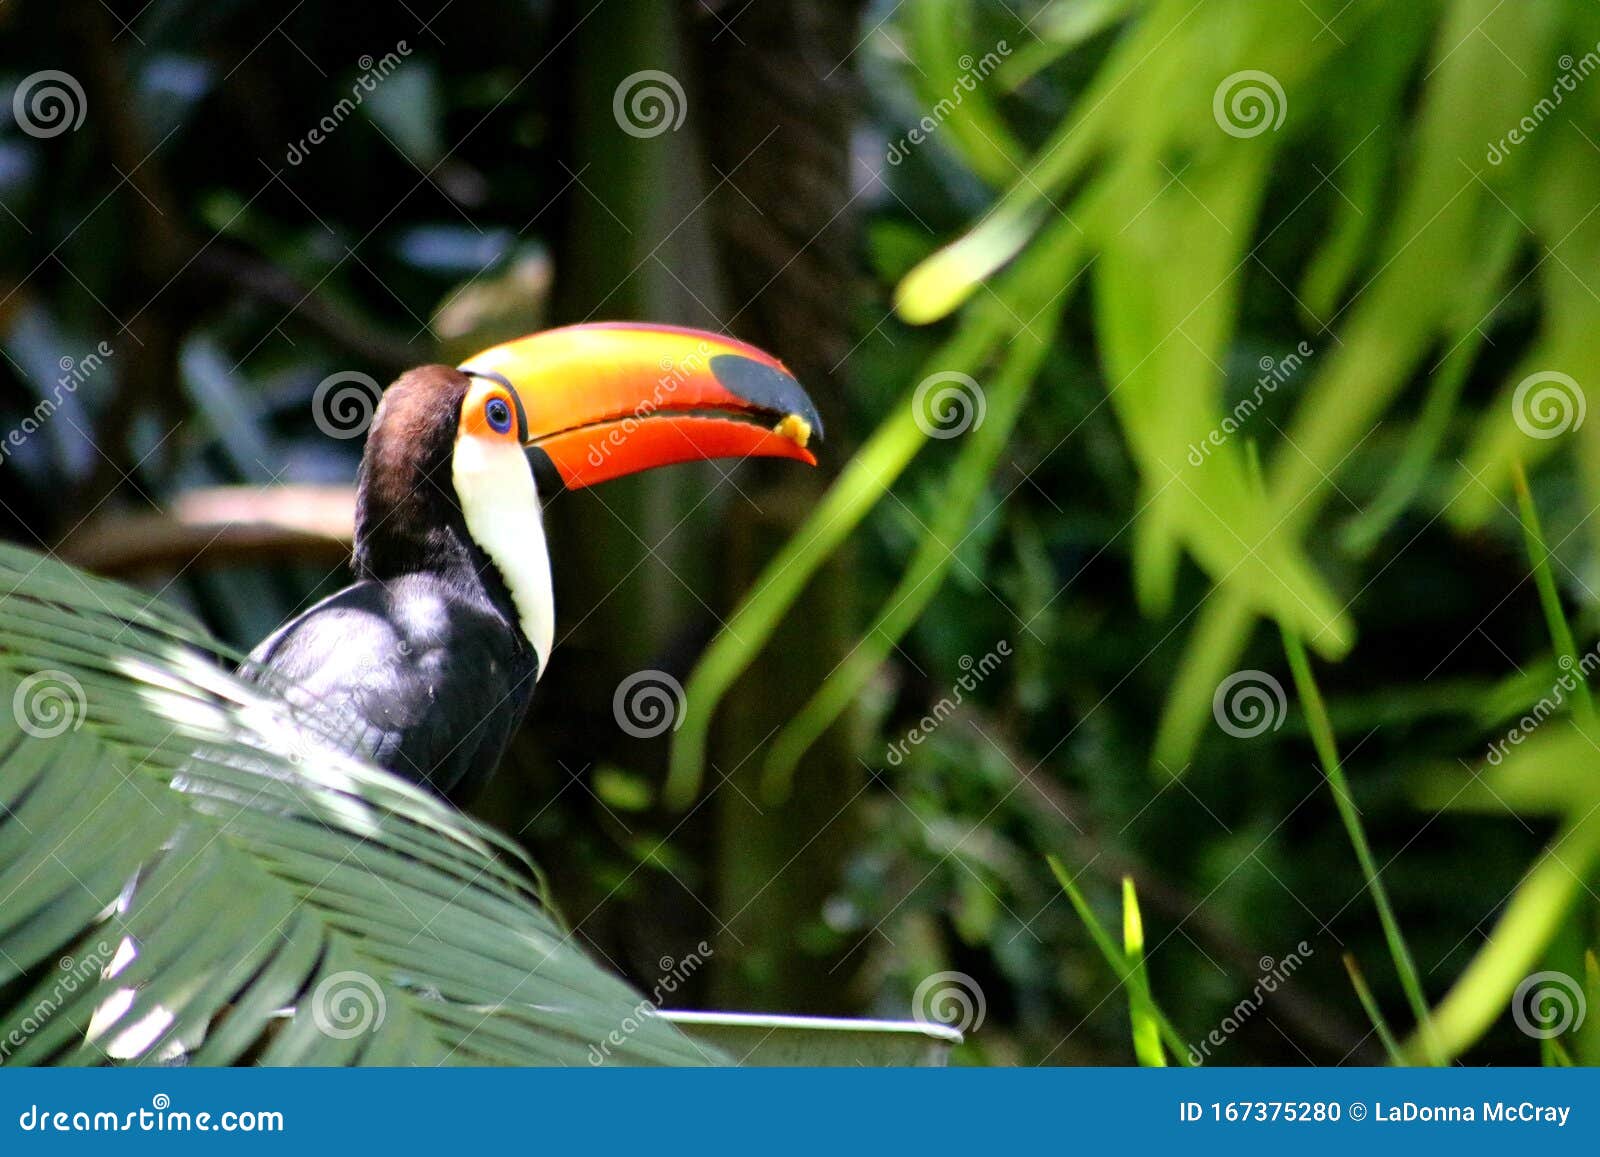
[[352, 322, 821, 674]]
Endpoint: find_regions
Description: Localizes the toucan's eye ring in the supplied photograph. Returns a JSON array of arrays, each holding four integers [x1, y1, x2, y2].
[[485, 396, 513, 434]]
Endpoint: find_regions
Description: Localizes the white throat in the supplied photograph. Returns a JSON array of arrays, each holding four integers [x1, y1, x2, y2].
[[451, 436, 555, 678]]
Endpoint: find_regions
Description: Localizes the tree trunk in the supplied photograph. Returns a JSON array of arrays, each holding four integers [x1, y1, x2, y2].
[[687, 0, 867, 1014]]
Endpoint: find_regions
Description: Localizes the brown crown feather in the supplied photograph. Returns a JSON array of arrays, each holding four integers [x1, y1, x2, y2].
[[352, 365, 474, 580]]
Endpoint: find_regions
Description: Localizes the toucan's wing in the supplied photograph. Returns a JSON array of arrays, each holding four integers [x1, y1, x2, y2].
[[246, 576, 534, 800]]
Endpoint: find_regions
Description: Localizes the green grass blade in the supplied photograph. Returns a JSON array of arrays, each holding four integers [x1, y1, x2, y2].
[[1338, 333, 1480, 556], [1406, 809, 1600, 1063], [1152, 588, 1256, 772], [1047, 856, 1191, 1065], [1121, 876, 1166, 1067], [904, 0, 1027, 188], [1543, 1037, 1575, 1067], [1281, 627, 1440, 1064], [1338, 214, 1520, 554], [1342, 953, 1404, 1064], [760, 250, 1074, 798], [1512, 460, 1592, 723], [1580, 950, 1600, 1066], [664, 365, 964, 808]]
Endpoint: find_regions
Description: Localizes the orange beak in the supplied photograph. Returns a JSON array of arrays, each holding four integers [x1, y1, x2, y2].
[[457, 322, 820, 490]]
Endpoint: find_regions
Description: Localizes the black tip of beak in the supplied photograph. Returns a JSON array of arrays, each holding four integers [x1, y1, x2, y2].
[[709, 354, 825, 441]]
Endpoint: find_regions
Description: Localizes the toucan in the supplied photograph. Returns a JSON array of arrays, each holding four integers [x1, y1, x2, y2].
[[245, 322, 820, 803]]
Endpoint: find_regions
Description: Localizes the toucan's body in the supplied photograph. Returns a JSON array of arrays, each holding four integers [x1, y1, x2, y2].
[[251, 572, 537, 802], [245, 324, 819, 803]]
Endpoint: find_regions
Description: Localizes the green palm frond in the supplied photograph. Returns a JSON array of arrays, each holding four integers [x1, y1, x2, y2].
[[0, 542, 717, 1066]]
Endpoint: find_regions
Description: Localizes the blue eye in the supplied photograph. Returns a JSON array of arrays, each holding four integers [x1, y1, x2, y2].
[[485, 396, 513, 434]]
